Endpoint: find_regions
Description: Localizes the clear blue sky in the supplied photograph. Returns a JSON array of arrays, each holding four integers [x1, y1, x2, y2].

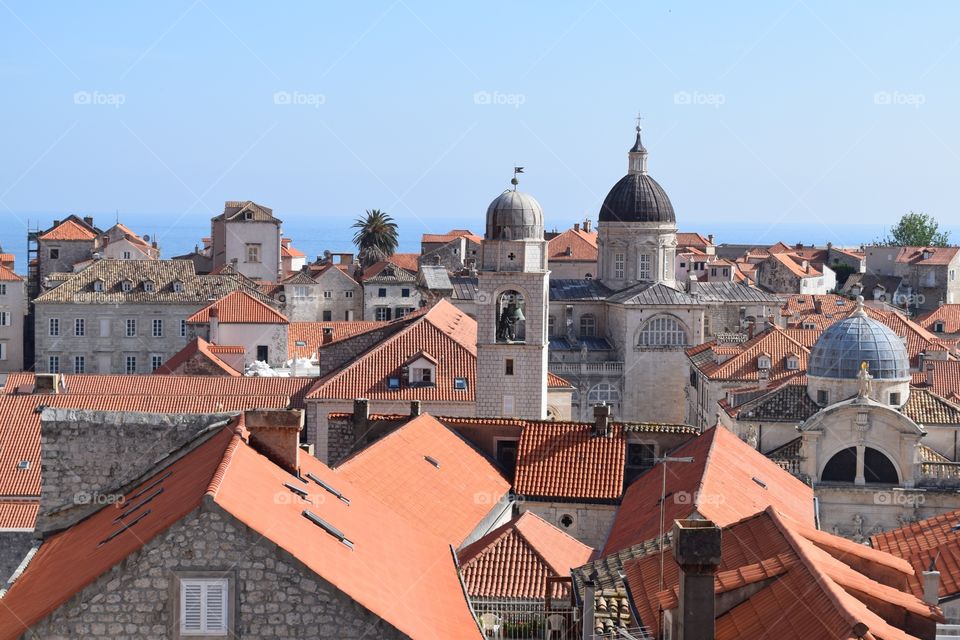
[[1, 1, 959, 245]]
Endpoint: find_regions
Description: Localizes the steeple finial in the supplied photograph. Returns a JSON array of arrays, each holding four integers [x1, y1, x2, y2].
[[628, 114, 648, 175], [511, 166, 524, 191], [855, 295, 866, 316]]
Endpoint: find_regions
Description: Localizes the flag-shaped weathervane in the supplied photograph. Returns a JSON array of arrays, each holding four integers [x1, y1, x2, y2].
[[511, 166, 524, 189]]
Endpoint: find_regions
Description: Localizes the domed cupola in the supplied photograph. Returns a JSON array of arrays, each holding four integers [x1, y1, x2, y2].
[[484, 171, 544, 241], [807, 296, 912, 408], [598, 124, 676, 224]]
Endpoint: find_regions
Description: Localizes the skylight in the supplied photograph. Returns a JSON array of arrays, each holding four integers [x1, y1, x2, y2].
[[283, 482, 309, 499], [752, 476, 768, 489], [307, 472, 350, 505], [453, 377, 468, 390], [424, 455, 441, 469], [98, 509, 151, 547], [302, 510, 353, 549]]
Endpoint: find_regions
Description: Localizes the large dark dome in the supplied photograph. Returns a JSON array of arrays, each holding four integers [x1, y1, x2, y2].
[[598, 173, 675, 223]]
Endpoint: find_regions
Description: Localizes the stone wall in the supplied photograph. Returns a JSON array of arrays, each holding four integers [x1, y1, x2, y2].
[[38, 409, 233, 532], [0, 277, 26, 372], [0, 532, 34, 585], [518, 501, 615, 549], [315, 324, 408, 377], [24, 504, 409, 639]]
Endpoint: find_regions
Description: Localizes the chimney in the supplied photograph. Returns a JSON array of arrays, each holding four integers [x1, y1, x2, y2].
[[83, 216, 94, 228], [574, 223, 580, 232], [707, 234, 714, 244], [583, 219, 591, 232], [409, 400, 422, 417], [352, 398, 370, 446], [689, 274, 699, 295], [923, 569, 941, 606], [593, 403, 611, 437], [244, 409, 304, 476], [672, 519, 722, 640], [33, 373, 63, 394], [209, 307, 219, 343], [322, 327, 333, 345], [581, 573, 597, 640], [926, 362, 935, 387]]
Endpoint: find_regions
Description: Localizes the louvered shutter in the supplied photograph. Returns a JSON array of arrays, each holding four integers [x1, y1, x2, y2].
[[203, 581, 227, 632], [181, 581, 203, 633]]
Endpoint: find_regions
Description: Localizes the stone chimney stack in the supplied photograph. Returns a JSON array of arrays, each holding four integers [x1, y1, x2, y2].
[[574, 223, 580, 232], [583, 218, 591, 233], [672, 519, 722, 640], [593, 403, 611, 437], [83, 216, 94, 228], [209, 307, 220, 344], [927, 361, 936, 387], [245, 409, 304, 476], [923, 569, 941, 606], [352, 398, 370, 445]]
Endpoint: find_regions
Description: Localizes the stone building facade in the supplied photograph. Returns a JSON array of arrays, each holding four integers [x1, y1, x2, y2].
[[0, 265, 25, 372], [361, 260, 421, 321], [210, 201, 282, 282], [280, 266, 363, 322]]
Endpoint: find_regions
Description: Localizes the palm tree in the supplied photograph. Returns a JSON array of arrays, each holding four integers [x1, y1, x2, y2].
[[352, 209, 399, 267]]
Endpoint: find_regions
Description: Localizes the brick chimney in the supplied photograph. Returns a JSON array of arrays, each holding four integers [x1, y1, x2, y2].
[[322, 327, 334, 345], [245, 409, 303, 476], [593, 403, 611, 437], [33, 373, 63, 394], [574, 223, 580, 232], [209, 306, 220, 343], [672, 519, 722, 640]]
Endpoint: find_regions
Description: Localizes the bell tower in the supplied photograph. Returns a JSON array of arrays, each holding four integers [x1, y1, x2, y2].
[[476, 170, 549, 419]]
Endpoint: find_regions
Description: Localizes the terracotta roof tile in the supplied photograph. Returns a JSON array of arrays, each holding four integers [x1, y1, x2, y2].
[[280, 243, 305, 258], [459, 511, 594, 599], [38, 219, 97, 241], [0, 420, 480, 639], [924, 360, 960, 398], [0, 500, 39, 530], [676, 232, 713, 249], [421, 229, 482, 244], [153, 337, 241, 376], [690, 327, 810, 382], [896, 246, 960, 266], [0, 265, 23, 282], [187, 290, 288, 324], [335, 413, 510, 545], [547, 227, 599, 262], [305, 300, 477, 402], [871, 507, 960, 600], [287, 321, 386, 358], [903, 387, 960, 424], [547, 372, 574, 389], [603, 426, 815, 556], [919, 304, 960, 335]]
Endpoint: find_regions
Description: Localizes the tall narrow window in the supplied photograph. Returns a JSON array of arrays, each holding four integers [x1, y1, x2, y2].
[[125, 356, 137, 375], [579, 314, 597, 338], [0, 311, 8, 326], [126, 319, 137, 337], [49, 318, 60, 337], [505, 359, 514, 376], [74, 356, 85, 374], [614, 252, 625, 279], [180, 319, 187, 338], [151, 355, 163, 372], [246, 243, 261, 263], [0, 283, 7, 295], [639, 253, 651, 280], [74, 318, 85, 337], [152, 318, 163, 338], [179, 578, 228, 635], [48, 356, 59, 373]]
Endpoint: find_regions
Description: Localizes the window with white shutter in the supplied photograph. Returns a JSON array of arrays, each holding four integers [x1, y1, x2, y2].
[[179, 577, 228, 636]]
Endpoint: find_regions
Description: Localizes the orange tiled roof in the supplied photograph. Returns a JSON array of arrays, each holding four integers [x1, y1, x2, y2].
[[919, 304, 960, 335], [421, 229, 483, 244], [514, 422, 626, 501], [547, 372, 574, 389], [865, 306, 952, 367], [871, 507, 960, 600], [0, 265, 22, 282], [897, 246, 960, 266], [624, 507, 938, 639], [38, 219, 97, 241], [287, 321, 386, 358], [768, 251, 823, 278], [922, 360, 960, 399], [387, 252, 420, 272], [306, 300, 477, 402], [690, 326, 810, 382], [187, 290, 288, 324], [0, 500, 39, 530], [676, 232, 713, 250], [153, 337, 241, 376], [0, 421, 480, 639], [603, 426, 815, 556], [547, 227, 598, 262], [281, 243, 305, 258], [459, 511, 594, 599], [335, 413, 510, 545]]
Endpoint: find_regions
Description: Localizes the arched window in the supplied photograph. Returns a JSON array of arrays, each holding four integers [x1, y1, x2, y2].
[[821, 447, 899, 484], [821, 447, 856, 482], [638, 316, 688, 347], [588, 382, 620, 404], [579, 314, 596, 338], [495, 291, 526, 343]]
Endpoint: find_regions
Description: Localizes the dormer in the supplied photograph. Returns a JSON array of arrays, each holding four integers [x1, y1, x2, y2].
[[922, 248, 933, 261], [802, 321, 817, 330], [92, 278, 105, 293], [405, 350, 437, 386], [120, 279, 133, 293], [786, 353, 800, 371], [143, 279, 156, 293], [757, 352, 772, 371], [934, 321, 945, 334], [172, 279, 184, 293]]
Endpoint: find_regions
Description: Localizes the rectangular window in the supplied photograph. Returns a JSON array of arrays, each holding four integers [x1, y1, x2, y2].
[[375, 307, 391, 321], [179, 577, 228, 635], [49, 318, 60, 336], [74, 355, 85, 374], [152, 318, 163, 338], [74, 318, 85, 337], [0, 311, 8, 326], [123, 250, 132, 259], [256, 345, 269, 362], [401, 288, 410, 298], [49, 248, 59, 259], [344, 290, 354, 298], [48, 355, 59, 373], [245, 243, 261, 263], [639, 253, 651, 280], [322, 310, 332, 321], [502, 395, 515, 415], [99, 318, 110, 337], [453, 377, 468, 390], [323, 291, 332, 299], [126, 318, 137, 337], [505, 359, 514, 376], [890, 392, 901, 406], [0, 342, 6, 361], [180, 319, 187, 338], [496, 439, 518, 476], [0, 283, 6, 295], [624, 443, 657, 486], [125, 356, 137, 374], [378, 288, 387, 298], [151, 355, 163, 371], [817, 389, 829, 405], [614, 252, 625, 279]]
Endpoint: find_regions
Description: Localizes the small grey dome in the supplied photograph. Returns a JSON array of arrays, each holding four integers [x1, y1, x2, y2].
[[809, 303, 910, 380], [598, 173, 675, 223], [485, 190, 544, 241]]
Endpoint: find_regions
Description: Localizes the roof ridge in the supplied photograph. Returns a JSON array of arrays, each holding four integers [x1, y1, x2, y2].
[[514, 511, 593, 575], [205, 425, 245, 499]]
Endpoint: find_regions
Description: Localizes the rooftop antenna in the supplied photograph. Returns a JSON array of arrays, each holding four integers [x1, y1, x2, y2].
[[511, 166, 524, 191]]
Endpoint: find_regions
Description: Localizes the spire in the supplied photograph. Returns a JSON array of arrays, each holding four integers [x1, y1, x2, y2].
[[628, 114, 648, 175], [511, 166, 524, 191]]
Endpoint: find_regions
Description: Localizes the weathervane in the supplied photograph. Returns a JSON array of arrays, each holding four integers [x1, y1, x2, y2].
[[511, 166, 524, 191], [635, 111, 643, 131]]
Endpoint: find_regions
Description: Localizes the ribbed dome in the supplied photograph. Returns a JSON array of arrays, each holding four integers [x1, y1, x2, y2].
[[485, 190, 544, 241], [809, 306, 910, 380], [598, 173, 676, 223]]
